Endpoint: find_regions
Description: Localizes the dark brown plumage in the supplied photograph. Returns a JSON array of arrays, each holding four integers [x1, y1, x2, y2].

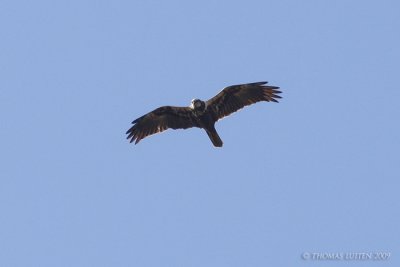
[[126, 81, 281, 147]]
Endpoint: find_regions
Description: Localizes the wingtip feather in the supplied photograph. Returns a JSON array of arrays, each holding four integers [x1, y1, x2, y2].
[[254, 81, 268, 85], [271, 94, 282, 99]]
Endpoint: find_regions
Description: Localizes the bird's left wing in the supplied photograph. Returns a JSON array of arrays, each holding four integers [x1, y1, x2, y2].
[[126, 106, 197, 144], [206, 81, 281, 121]]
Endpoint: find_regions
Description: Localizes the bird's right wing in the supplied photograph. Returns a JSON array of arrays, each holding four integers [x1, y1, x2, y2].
[[206, 81, 281, 121], [126, 106, 198, 144]]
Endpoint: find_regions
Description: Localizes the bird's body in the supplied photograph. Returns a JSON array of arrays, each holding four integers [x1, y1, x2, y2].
[[189, 99, 223, 147], [126, 81, 281, 147]]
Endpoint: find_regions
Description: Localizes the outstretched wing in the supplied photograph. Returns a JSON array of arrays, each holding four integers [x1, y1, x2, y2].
[[206, 81, 281, 121], [126, 106, 198, 144]]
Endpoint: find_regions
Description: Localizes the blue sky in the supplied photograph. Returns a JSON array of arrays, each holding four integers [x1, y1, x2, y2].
[[1, 0, 399, 266]]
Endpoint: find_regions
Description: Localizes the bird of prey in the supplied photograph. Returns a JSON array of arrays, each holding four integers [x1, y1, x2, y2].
[[126, 81, 281, 147]]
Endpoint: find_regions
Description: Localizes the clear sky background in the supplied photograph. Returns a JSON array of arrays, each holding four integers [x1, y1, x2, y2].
[[1, 0, 399, 266]]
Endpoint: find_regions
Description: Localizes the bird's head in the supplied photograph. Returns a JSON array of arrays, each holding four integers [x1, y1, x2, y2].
[[190, 99, 205, 111]]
